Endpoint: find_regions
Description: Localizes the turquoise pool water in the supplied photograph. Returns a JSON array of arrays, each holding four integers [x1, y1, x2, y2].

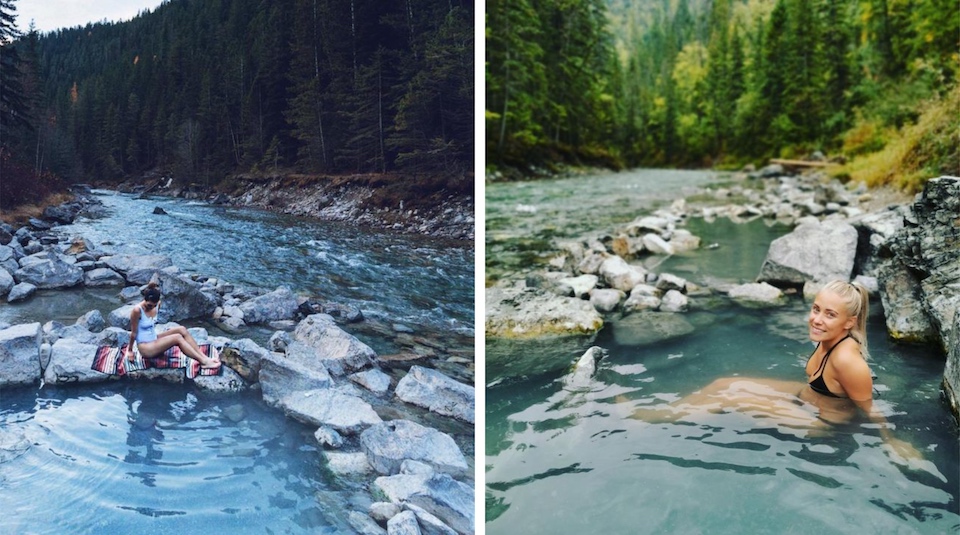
[[485, 170, 959, 534], [1, 382, 357, 534]]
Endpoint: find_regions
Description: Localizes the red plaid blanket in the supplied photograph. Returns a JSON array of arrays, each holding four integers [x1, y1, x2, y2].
[[91, 343, 222, 379]]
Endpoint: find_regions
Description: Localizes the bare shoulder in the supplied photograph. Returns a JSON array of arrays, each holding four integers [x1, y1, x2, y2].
[[831, 339, 870, 377]]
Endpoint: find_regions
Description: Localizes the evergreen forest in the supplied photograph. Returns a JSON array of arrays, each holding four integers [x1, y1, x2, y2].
[[1, 0, 473, 209], [486, 0, 959, 188]]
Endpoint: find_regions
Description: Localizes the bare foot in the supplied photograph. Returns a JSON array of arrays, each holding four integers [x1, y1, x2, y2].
[[200, 359, 220, 369]]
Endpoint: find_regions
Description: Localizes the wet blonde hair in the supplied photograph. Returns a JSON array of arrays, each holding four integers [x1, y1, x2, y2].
[[819, 280, 870, 360]]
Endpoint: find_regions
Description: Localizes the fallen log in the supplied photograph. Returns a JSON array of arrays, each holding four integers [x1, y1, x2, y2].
[[769, 158, 834, 168]]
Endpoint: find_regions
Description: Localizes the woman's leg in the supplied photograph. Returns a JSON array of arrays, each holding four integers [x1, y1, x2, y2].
[[156, 326, 208, 358], [138, 334, 219, 368]]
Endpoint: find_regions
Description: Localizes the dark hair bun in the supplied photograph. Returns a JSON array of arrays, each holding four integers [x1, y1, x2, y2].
[[141, 281, 162, 300]]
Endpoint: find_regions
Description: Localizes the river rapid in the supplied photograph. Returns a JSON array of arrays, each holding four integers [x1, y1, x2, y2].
[[485, 169, 959, 534]]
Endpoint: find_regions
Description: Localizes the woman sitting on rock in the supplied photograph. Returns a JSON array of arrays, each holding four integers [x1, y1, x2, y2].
[[124, 281, 220, 368], [627, 280, 922, 460]]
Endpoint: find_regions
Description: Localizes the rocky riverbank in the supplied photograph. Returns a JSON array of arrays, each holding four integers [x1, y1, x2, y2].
[[115, 172, 475, 242], [485, 168, 959, 422], [0, 203, 476, 534]]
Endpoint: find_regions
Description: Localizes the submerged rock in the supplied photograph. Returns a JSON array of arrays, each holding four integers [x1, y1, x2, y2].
[[610, 311, 694, 347], [562, 346, 605, 390]]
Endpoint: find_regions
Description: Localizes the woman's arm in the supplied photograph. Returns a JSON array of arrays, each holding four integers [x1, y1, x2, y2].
[[834, 352, 923, 461], [126, 306, 140, 360]]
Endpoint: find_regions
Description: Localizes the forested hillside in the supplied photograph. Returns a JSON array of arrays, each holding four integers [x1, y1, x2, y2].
[[486, 0, 958, 187], [2, 0, 472, 200]]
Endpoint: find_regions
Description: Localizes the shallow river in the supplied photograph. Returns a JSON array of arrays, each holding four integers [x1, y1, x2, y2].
[[1, 191, 475, 533], [485, 170, 959, 534]]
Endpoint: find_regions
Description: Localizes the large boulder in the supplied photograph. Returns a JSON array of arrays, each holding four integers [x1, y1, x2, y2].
[[43, 338, 112, 385], [279, 388, 382, 434], [0, 267, 13, 297], [291, 314, 376, 376], [374, 471, 473, 535], [237, 286, 299, 324], [83, 267, 125, 287], [13, 255, 83, 289], [0, 245, 18, 273], [0, 323, 42, 387], [102, 254, 173, 277], [395, 366, 475, 424], [757, 218, 858, 285], [485, 284, 603, 339], [220, 338, 272, 383], [877, 260, 937, 343], [257, 351, 333, 407], [360, 419, 467, 477], [6, 282, 36, 303], [152, 272, 218, 322]]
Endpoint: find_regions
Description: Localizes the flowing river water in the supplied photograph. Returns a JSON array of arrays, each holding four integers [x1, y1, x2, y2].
[[485, 169, 959, 534], [0, 191, 474, 533]]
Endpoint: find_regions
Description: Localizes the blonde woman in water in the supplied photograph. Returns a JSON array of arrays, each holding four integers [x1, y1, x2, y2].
[[627, 280, 922, 460]]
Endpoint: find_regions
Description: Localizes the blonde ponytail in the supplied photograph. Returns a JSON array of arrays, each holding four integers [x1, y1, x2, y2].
[[821, 280, 870, 360]]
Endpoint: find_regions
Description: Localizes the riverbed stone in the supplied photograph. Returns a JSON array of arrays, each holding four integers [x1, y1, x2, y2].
[[348, 511, 388, 535], [758, 218, 858, 285], [728, 282, 786, 307], [102, 254, 173, 276], [0, 323, 42, 387], [108, 304, 137, 330], [44, 338, 111, 385], [656, 273, 687, 293], [279, 388, 382, 434], [660, 290, 689, 312], [238, 286, 299, 324], [373, 472, 473, 535], [151, 272, 219, 322], [589, 288, 624, 313], [395, 366, 475, 424], [556, 274, 598, 298], [0, 268, 13, 297], [642, 233, 674, 255], [258, 351, 334, 407], [220, 338, 271, 383], [562, 346, 605, 390], [599, 256, 647, 292], [83, 267, 125, 287], [292, 314, 376, 376], [611, 311, 695, 346], [75, 310, 106, 332], [404, 504, 458, 535], [324, 451, 373, 477], [360, 419, 467, 477], [193, 365, 247, 394], [350, 368, 392, 395], [386, 510, 421, 535], [0, 247, 18, 274], [485, 284, 603, 339], [6, 282, 36, 303], [669, 229, 701, 253], [14, 255, 83, 289], [315, 426, 345, 449]]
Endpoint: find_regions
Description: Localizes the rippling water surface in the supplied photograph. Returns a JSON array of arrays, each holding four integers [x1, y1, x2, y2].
[[1, 382, 352, 534], [485, 170, 959, 534]]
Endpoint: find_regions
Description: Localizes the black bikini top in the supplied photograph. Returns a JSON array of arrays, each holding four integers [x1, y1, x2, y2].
[[807, 335, 853, 398]]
